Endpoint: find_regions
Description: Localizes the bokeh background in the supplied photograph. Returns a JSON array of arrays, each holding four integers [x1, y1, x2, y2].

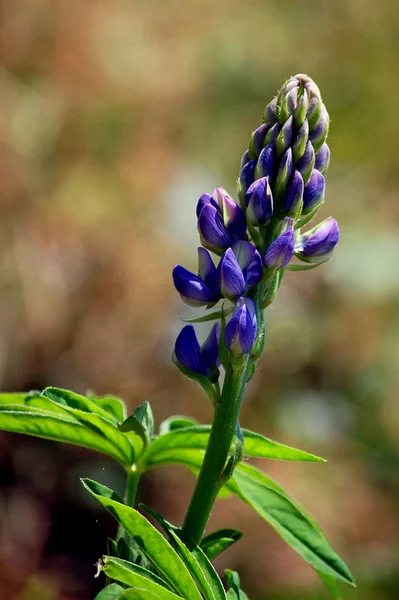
[[1, 0, 399, 598]]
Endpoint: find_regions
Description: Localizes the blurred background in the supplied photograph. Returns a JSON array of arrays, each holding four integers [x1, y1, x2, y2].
[[1, 0, 399, 598]]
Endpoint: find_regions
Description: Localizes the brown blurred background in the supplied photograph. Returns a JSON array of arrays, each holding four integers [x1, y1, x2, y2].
[[1, 0, 399, 598]]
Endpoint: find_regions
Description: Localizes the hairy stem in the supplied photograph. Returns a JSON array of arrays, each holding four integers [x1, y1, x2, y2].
[[182, 355, 251, 545]]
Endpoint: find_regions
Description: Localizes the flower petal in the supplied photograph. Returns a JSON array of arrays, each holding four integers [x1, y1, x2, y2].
[[175, 325, 201, 373], [198, 204, 231, 252], [224, 300, 257, 356], [219, 248, 246, 298], [232, 241, 263, 290], [264, 227, 295, 269], [173, 265, 217, 306], [200, 323, 220, 374]]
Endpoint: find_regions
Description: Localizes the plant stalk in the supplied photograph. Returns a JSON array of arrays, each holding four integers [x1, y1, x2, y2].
[[182, 355, 251, 545], [116, 465, 140, 540]]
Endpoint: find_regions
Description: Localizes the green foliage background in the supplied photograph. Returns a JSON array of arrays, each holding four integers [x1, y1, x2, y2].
[[1, 0, 399, 598]]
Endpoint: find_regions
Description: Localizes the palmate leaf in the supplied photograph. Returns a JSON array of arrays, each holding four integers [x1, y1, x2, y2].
[[142, 504, 226, 600], [143, 447, 354, 586], [102, 557, 182, 599], [144, 425, 325, 465], [82, 478, 202, 600]]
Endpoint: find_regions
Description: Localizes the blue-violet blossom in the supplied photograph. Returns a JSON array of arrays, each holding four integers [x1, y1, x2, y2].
[[295, 217, 339, 261], [173, 248, 220, 307], [174, 323, 220, 381], [224, 297, 257, 356], [219, 241, 263, 299], [197, 187, 247, 254], [264, 218, 295, 269]]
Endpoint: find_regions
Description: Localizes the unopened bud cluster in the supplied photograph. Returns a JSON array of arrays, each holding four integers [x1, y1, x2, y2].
[[172, 75, 339, 385]]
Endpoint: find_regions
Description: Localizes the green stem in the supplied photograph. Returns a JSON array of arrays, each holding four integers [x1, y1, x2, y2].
[[182, 355, 251, 545], [117, 465, 140, 539]]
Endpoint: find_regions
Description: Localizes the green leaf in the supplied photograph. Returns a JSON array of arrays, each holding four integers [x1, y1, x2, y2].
[[41, 387, 116, 421], [133, 401, 154, 439], [316, 570, 342, 599], [141, 504, 226, 600], [118, 415, 148, 459], [285, 260, 328, 271], [159, 416, 199, 435], [0, 402, 131, 466], [81, 479, 202, 600], [102, 557, 181, 599], [118, 590, 163, 600], [200, 529, 243, 560], [229, 464, 355, 586], [224, 570, 249, 600], [180, 308, 232, 324], [94, 583, 124, 600], [144, 426, 324, 465], [88, 393, 126, 424]]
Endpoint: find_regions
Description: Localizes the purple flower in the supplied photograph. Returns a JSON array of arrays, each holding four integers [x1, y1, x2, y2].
[[264, 218, 295, 269], [218, 241, 263, 299], [173, 248, 220, 307], [302, 169, 325, 214], [175, 323, 220, 380], [224, 297, 257, 356], [295, 217, 340, 260], [197, 187, 247, 254], [245, 177, 273, 226]]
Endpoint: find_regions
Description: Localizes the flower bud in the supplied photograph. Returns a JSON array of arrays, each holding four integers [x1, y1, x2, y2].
[[245, 177, 273, 226], [309, 104, 329, 152], [249, 123, 268, 159], [175, 323, 220, 381], [224, 297, 257, 357], [264, 122, 281, 145], [262, 97, 277, 125], [302, 170, 325, 214], [264, 217, 295, 269], [293, 92, 309, 128], [307, 93, 323, 130], [279, 88, 298, 123], [240, 150, 251, 169], [173, 248, 220, 307], [314, 142, 330, 174], [293, 120, 309, 163], [281, 170, 304, 216], [275, 148, 293, 199], [219, 241, 262, 299], [276, 116, 293, 157], [197, 187, 247, 254], [238, 159, 257, 205], [295, 217, 339, 261], [255, 144, 275, 180], [297, 140, 315, 184]]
